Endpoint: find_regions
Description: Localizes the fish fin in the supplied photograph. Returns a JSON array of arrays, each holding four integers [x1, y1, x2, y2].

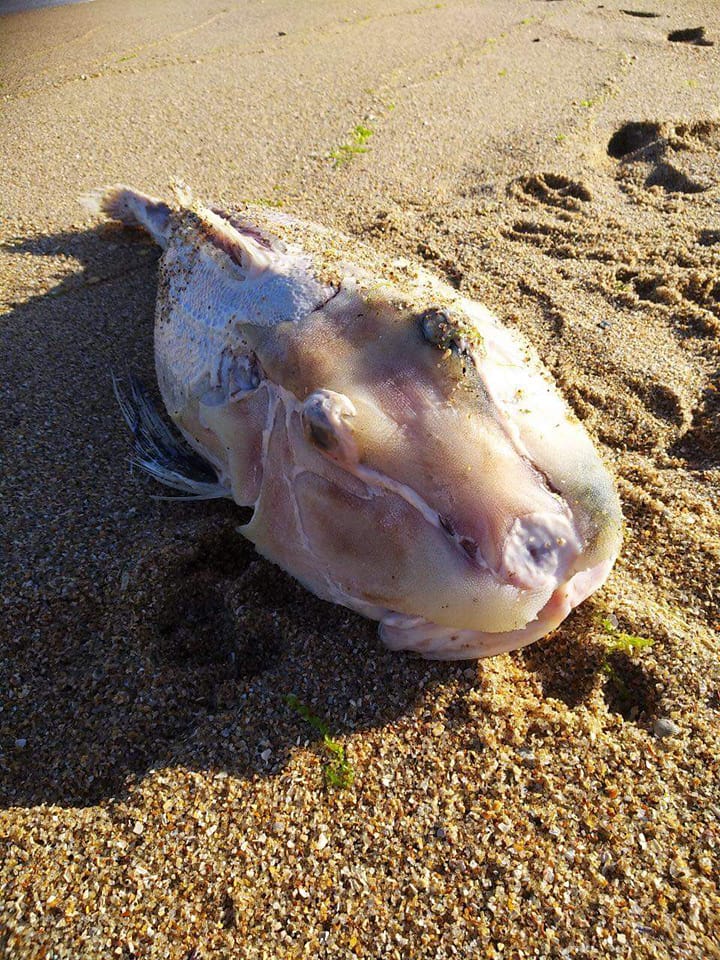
[[82, 185, 172, 247], [170, 182, 275, 275], [113, 373, 230, 501]]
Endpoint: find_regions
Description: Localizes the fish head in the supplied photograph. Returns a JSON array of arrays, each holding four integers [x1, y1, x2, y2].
[[147, 196, 622, 659], [228, 270, 623, 657]]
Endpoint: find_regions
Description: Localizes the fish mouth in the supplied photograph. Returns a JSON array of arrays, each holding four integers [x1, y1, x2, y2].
[[379, 556, 616, 660]]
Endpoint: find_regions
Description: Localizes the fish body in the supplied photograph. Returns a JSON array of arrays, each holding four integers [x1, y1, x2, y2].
[[90, 184, 622, 659]]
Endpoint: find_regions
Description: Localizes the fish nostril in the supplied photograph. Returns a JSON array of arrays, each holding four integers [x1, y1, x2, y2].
[[460, 537, 478, 559], [439, 514, 479, 561], [439, 514, 456, 536]]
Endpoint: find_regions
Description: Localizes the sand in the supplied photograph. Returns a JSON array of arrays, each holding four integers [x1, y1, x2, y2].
[[1, 0, 719, 957]]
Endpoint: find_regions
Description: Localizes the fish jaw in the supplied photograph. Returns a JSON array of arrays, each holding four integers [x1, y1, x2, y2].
[[223, 376, 617, 647], [379, 556, 616, 660]]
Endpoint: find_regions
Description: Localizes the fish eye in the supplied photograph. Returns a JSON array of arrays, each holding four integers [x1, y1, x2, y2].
[[301, 390, 358, 464], [306, 417, 336, 452]]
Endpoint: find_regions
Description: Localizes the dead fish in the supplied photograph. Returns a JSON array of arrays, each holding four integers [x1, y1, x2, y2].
[[85, 183, 622, 659]]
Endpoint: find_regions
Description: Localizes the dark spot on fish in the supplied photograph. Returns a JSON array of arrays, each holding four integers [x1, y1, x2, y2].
[[460, 537, 478, 559], [527, 541, 550, 563], [439, 517, 478, 561], [439, 514, 456, 536]]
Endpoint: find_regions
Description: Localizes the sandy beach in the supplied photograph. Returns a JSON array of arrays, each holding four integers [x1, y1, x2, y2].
[[1, 0, 719, 957]]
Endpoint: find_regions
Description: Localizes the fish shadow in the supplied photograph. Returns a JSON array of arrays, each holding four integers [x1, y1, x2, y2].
[[1, 518, 469, 808], [521, 620, 600, 709], [522, 605, 661, 726]]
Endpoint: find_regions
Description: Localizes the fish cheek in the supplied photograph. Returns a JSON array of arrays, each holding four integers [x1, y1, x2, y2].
[[240, 404, 381, 609], [294, 472, 412, 607]]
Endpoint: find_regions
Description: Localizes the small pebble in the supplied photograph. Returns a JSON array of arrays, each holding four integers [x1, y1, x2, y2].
[[518, 746, 536, 765], [14, 738, 27, 749], [654, 718, 680, 738]]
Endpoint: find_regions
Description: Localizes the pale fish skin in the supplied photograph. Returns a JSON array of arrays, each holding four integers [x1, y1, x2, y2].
[[87, 184, 623, 660]]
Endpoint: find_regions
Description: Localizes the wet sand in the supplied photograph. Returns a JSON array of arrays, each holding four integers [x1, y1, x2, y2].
[[1, 1, 719, 957]]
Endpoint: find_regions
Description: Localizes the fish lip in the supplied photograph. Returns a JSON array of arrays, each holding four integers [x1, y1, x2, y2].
[[498, 511, 583, 591], [563, 555, 616, 608]]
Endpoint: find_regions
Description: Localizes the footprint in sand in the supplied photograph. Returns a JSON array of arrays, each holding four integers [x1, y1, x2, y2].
[[510, 171, 592, 211], [608, 120, 720, 198], [698, 229, 720, 247], [670, 379, 720, 468], [644, 162, 707, 194], [502, 173, 594, 256], [607, 121, 662, 159], [615, 262, 719, 339]]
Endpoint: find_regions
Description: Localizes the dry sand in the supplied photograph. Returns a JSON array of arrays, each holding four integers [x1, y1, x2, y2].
[[1, 0, 719, 957]]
